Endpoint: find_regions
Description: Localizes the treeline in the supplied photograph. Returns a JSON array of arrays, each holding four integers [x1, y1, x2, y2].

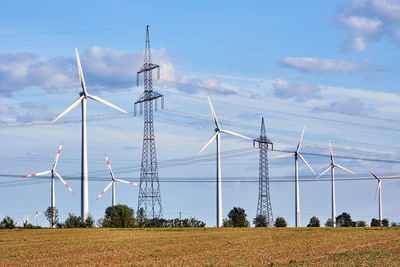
[[1, 207, 398, 229], [0, 205, 205, 229]]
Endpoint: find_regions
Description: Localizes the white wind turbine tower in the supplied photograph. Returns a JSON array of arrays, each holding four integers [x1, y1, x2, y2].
[[23, 141, 75, 228], [273, 127, 315, 227], [315, 141, 355, 227], [366, 168, 398, 225], [96, 153, 140, 206], [198, 96, 251, 227], [51, 48, 127, 221]]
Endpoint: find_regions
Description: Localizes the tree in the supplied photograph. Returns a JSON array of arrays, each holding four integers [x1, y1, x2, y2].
[[336, 212, 354, 227], [222, 218, 233, 227], [356, 220, 366, 227], [102, 204, 136, 228], [370, 218, 380, 227], [307, 216, 320, 227], [136, 208, 146, 228], [382, 218, 389, 227], [45, 206, 59, 228], [324, 219, 333, 227], [391, 222, 398, 227], [253, 215, 268, 227], [0, 216, 16, 229], [227, 207, 250, 227], [274, 217, 287, 227], [85, 214, 95, 228]]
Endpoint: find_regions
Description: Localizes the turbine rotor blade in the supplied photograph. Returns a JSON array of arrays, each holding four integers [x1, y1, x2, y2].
[[207, 96, 220, 130], [54, 171, 75, 195], [298, 153, 316, 174], [328, 140, 334, 164], [51, 95, 84, 124], [115, 179, 140, 186], [272, 152, 295, 159], [23, 170, 51, 178], [52, 141, 63, 170], [198, 131, 219, 155], [220, 129, 251, 140], [95, 181, 114, 200], [315, 165, 332, 180], [296, 126, 306, 153], [104, 153, 115, 180], [75, 48, 87, 94], [367, 167, 379, 180], [86, 94, 128, 114], [383, 174, 400, 180], [335, 164, 356, 175]]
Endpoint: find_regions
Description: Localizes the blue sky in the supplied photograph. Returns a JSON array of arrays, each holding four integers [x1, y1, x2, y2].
[[1, 0, 400, 227]]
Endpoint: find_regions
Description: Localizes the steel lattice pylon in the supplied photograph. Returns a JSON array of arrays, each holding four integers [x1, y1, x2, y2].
[[253, 117, 274, 226], [135, 25, 164, 219]]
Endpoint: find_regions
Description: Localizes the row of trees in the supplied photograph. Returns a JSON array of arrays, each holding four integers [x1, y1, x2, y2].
[[0, 205, 206, 229], [221, 207, 397, 228], [2, 206, 398, 228]]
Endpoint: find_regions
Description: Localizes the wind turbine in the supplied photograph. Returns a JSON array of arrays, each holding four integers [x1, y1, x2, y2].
[[32, 206, 45, 226], [315, 141, 355, 227], [51, 48, 127, 221], [23, 141, 75, 228], [366, 168, 398, 225], [273, 127, 315, 227], [198, 96, 251, 227], [96, 153, 140, 206]]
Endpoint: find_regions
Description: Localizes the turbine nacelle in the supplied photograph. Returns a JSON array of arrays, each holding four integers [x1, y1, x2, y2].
[[273, 127, 315, 175], [50, 48, 127, 125]]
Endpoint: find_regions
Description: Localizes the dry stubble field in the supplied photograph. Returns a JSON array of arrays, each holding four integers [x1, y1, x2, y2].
[[1, 227, 400, 266]]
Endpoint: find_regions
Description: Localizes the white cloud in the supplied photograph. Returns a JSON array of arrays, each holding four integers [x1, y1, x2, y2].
[[340, 16, 382, 34], [312, 98, 372, 115], [273, 78, 321, 101], [282, 57, 358, 73], [0, 104, 15, 115], [338, 0, 400, 51], [372, 0, 400, 22]]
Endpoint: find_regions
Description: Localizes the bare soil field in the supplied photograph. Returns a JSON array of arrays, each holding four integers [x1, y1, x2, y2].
[[1, 227, 400, 266]]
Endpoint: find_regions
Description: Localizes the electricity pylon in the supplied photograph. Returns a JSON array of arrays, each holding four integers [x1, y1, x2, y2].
[[253, 117, 274, 226], [135, 25, 164, 219]]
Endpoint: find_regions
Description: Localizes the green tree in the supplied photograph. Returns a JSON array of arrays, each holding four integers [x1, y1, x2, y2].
[[336, 212, 354, 227], [370, 218, 380, 227], [382, 218, 389, 227], [136, 208, 146, 228], [102, 204, 136, 228], [253, 215, 269, 227], [325, 218, 333, 227], [222, 218, 233, 227], [0, 216, 16, 229], [227, 207, 250, 227], [274, 217, 287, 227], [45, 206, 59, 228], [85, 214, 95, 228], [307, 216, 320, 227], [356, 220, 366, 227]]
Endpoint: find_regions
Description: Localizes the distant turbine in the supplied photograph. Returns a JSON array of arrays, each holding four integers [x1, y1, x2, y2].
[[23, 141, 75, 228], [96, 153, 140, 206], [366, 168, 398, 225], [315, 141, 355, 227], [32, 206, 45, 226], [273, 127, 315, 227], [198, 96, 251, 227], [51, 48, 127, 221]]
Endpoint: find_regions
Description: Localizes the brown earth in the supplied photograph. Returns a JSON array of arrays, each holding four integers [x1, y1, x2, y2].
[[1, 227, 400, 266]]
